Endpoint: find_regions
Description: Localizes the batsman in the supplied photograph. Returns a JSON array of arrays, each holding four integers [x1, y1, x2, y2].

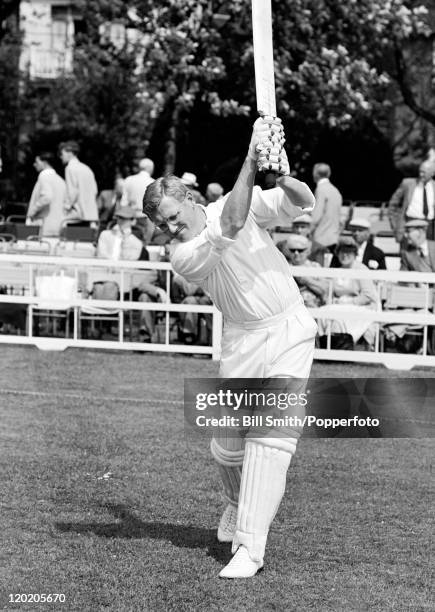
[[143, 1, 317, 578]]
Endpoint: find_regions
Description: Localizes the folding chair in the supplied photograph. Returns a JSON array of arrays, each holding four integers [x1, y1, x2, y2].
[[31, 272, 78, 337], [60, 221, 97, 243], [55, 240, 96, 258], [380, 285, 433, 353]]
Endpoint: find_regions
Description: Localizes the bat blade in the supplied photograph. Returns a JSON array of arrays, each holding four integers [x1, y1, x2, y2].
[[252, 0, 276, 117]]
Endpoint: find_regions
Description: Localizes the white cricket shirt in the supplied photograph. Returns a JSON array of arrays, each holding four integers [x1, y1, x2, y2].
[[170, 185, 315, 324]]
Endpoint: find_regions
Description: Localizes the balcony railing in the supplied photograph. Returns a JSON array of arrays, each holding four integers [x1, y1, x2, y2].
[[21, 46, 73, 79]]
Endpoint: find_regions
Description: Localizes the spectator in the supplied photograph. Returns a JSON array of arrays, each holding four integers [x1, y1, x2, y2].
[[26, 152, 67, 237], [96, 205, 165, 341], [205, 182, 224, 205], [280, 234, 328, 308], [171, 272, 212, 345], [96, 205, 144, 260], [121, 158, 155, 244], [180, 172, 206, 205], [388, 160, 435, 242], [330, 217, 386, 270], [97, 176, 125, 231], [311, 162, 343, 253], [289, 213, 329, 265], [400, 219, 435, 274], [384, 219, 435, 354], [59, 141, 99, 223], [317, 237, 378, 350]]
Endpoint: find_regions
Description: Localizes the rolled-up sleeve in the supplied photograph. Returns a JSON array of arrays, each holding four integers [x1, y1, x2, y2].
[[250, 182, 315, 228], [171, 213, 235, 285]]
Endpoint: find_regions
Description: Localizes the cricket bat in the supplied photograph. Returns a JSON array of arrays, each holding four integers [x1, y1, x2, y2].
[[251, 0, 276, 117]]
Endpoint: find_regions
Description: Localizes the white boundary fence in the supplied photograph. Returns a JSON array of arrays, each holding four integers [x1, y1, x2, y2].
[[0, 253, 435, 370]]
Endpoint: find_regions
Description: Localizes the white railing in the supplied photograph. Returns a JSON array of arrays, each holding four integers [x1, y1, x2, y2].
[[0, 253, 435, 370], [0, 254, 222, 359]]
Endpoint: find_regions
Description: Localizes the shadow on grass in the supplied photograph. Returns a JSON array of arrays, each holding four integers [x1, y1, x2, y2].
[[55, 503, 230, 564]]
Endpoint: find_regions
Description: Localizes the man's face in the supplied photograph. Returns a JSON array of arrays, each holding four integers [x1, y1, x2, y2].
[[337, 249, 356, 267], [153, 193, 205, 242], [286, 243, 309, 266], [59, 149, 72, 165], [351, 226, 370, 245], [419, 163, 434, 183], [405, 227, 426, 248], [292, 222, 310, 237], [33, 157, 45, 173], [116, 216, 134, 231]]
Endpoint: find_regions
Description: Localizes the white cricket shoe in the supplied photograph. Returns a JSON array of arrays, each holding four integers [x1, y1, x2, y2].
[[219, 545, 263, 579], [217, 503, 237, 543]]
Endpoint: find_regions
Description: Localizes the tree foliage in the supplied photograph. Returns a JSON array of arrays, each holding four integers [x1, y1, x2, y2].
[[1, 0, 434, 198]]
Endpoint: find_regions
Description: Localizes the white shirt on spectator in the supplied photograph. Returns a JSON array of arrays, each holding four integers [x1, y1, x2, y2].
[[170, 185, 315, 324], [406, 183, 434, 220], [121, 170, 154, 212], [357, 240, 367, 263]]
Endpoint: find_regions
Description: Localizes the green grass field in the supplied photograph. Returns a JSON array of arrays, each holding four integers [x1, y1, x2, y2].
[[0, 347, 433, 611]]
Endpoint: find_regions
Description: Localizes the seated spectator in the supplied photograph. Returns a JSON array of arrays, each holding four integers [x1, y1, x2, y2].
[[97, 176, 125, 232], [205, 182, 224, 205], [96, 205, 165, 341], [383, 219, 435, 353], [400, 219, 435, 274], [180, 172, 206, 205], [278, 234, 328, 308], [317, 237, 378, 350], [96, 205, 145, 260], [171, 272, 212, 344], [330, 217, 386, 269], [290, 213, 329, 265]]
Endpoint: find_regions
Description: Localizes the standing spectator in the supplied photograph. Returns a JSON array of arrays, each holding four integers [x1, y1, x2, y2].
[[121, 158, 155, 244], [59, 141, 99, 223], [180, 171, 206, 205], [205, 182, 224, 205], [311, 162, 343, 253], [330, 217, 386, 270], [279, 234, 328, 308], [26, 152, 67, 237], [290, 213, 329, 265], [388, 160, 435, 242]]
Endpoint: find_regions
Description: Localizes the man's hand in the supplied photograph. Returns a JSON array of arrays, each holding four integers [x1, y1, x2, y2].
[[248, 116, 289, 175]]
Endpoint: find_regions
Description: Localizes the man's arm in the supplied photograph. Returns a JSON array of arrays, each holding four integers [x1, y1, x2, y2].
[[388, 181, 405, 233], [65, 165, 79, 210]]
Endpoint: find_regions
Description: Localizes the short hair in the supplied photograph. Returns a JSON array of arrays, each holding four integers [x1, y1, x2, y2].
[[36, 151, 54, 166], [313, 163, 331, 179], [58, 141, 80, 156], [138, 158, 154, 175], [143, 174, 188, 218], [206, 182, 224, 199]]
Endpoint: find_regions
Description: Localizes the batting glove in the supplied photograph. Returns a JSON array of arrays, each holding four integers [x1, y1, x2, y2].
[[247, 115, 284, 161]]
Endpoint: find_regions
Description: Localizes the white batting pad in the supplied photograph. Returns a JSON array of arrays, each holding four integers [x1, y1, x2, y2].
[[211, 438, 245, 505], [232, 437, 297, 563]]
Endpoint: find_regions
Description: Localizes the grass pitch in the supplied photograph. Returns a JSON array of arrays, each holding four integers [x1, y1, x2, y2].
[[0, 347, 433, 611]]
